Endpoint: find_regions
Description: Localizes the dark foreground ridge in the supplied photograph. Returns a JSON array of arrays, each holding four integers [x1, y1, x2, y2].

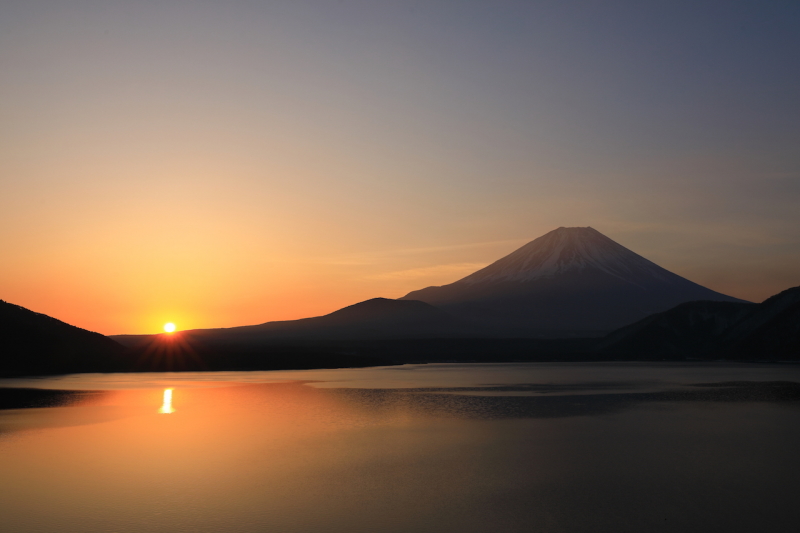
[[596, 285, 800, 359], [0, 299, 395, 377], [1, 286, 798, 376], [108, 285, 800, 369], [0, 299, 127, 376]]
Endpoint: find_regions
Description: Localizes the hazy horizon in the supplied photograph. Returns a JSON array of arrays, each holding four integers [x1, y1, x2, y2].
[[2, 1, 798, 335]]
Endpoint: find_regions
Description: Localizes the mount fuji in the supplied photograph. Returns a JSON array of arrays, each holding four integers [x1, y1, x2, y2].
[[400, 227, 747, 336]]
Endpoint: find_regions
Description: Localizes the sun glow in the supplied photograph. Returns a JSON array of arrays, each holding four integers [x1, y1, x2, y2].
[[159, 388, 175, 414], [163, 322, 176, 333]]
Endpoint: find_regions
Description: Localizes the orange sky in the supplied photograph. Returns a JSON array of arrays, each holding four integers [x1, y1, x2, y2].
[[1, 2, 798, 334]]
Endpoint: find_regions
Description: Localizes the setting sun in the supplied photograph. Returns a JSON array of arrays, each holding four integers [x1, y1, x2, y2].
[[163, 322, 176, 333]]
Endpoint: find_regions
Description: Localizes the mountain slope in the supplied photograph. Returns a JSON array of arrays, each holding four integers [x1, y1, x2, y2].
[[598, 286, 800, 359], [192, 297, 469, 342], [727, 287, 800, 358], [113, 298, 469, 349], [401, 227, 746, 336], [0, 300, 126, 376], [596, 301, 756, 357], [110, 298, 463, 371]]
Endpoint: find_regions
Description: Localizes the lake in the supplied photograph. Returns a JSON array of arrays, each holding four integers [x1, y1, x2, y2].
[[2, 362, 800, 533]]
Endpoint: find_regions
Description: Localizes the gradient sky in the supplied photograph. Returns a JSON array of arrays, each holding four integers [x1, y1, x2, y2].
[[1, 0, 799, 334]]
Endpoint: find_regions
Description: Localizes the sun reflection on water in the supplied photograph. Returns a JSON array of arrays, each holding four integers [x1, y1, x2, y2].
[[158, 388, 175, 414]]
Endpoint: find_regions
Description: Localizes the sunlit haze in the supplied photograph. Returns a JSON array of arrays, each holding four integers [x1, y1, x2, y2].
[[1, 1, 798, 334]]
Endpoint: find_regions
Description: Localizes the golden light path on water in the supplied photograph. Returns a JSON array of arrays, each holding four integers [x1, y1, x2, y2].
[[158, 388, 174, 414]]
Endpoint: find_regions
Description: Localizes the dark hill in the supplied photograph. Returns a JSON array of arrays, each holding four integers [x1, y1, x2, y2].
[[596, 301, 756, 357], [729, 289, 800, 358], [0, 300, 126, 376], [225, 297, 467, 340], [114, 298, 470, 349], [598, 286, 800, 359], [109, 298, 466, 372]]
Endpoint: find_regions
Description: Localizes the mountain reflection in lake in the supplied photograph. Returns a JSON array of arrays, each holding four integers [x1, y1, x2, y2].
[[1, 363, 800, 533]]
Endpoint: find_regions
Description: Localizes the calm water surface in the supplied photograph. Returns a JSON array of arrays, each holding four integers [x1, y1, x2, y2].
[[1, 363, 799, 533]]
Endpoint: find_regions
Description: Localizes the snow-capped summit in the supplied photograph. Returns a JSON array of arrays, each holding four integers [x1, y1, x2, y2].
[[459, 227, 668, 286], [401, 227, 746, 336]]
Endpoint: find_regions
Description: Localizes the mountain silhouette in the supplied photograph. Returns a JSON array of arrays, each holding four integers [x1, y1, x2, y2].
[[0, 300, 126, 376], [108, 298, 463, 372], [401, 227, 746, 335], [212, 297, 468, 340], [5, 228, 792, 378], [3, 282, 797, 379], [114, 298, 468, 349], [598, 286, 800, 358]]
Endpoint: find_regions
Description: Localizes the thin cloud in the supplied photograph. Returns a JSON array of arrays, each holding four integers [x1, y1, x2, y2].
[[319, 239, 527, 266], [367, 262, 488, 282]]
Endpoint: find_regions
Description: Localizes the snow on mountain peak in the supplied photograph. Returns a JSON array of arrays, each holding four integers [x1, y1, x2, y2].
[[457, 227, 666, 286]]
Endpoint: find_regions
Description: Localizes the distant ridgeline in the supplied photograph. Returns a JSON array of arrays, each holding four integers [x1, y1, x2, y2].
[[2, 288, 799, 377], [2, 228, 798, 376], [596, 285, 800, 360], [0, 299, 392, 377]]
